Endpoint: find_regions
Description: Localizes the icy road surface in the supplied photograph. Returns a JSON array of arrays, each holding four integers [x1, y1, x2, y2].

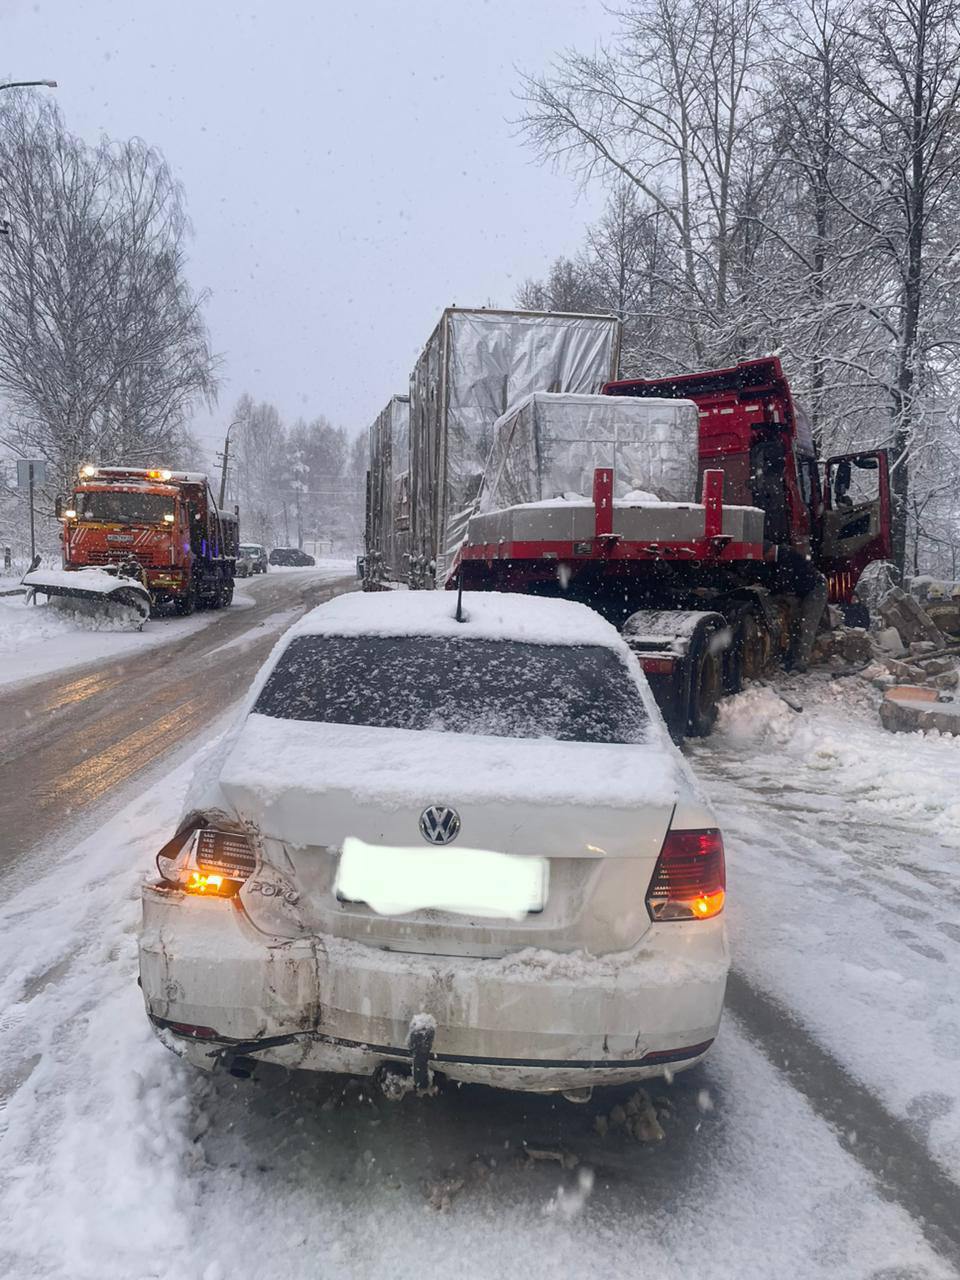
[[1, 668, 959, 1278], [0, 563, 357, 875]]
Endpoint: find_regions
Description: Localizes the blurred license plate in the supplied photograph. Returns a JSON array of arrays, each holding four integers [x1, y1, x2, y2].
[[336, 837, 548, 920]]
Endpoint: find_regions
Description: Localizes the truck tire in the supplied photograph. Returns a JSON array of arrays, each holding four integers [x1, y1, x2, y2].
[[174, 582, 197, 616], [687, 627, 722, 737], [739, 610, 770, 682], [219, 577, 234, 608]]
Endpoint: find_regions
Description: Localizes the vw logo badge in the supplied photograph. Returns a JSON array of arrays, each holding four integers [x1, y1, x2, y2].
[[419, 805, 461, 845]]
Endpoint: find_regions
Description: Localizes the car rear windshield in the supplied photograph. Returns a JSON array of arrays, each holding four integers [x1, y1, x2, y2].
[[252, 635, 649, 744], [77, 491, 171, 524]]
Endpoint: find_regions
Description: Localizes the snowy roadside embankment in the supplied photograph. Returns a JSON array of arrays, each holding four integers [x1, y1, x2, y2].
[[0, 592, 251, 690], [690, 674, 960, 1183], [0, 560, 355, 690]]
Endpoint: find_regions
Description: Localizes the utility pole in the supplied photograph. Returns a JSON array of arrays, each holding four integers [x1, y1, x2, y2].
[[28, 462, 36, 562], [218, 419, 242, 509], [218, 435, 231, 509]]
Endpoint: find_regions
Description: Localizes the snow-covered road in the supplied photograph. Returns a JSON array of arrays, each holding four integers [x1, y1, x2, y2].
[[691, 676, 960, 1188], [1, 655, 959, 1279], [0, 564, 357, 878]]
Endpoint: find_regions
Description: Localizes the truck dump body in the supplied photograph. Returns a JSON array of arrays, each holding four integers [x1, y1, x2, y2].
[[407, 309, 621, 587]]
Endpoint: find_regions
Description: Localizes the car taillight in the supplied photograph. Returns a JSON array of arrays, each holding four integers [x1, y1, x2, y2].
[[156, 820, 257, 898], [646, 829, 725, 921]]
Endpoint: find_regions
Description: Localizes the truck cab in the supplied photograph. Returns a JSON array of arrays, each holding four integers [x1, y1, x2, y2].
[[59, 466, 237, 614], [604, 357, 891, 601]]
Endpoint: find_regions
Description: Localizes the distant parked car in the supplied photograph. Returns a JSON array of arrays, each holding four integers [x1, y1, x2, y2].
[[236, 544, 268, 577], [269, 547, 315, 567], [139, 591, 728, 1097]]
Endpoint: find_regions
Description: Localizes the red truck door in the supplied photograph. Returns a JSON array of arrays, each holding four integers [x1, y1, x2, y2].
[[819, 450, 892, 601]]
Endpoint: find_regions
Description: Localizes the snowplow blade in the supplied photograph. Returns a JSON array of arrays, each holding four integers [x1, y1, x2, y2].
[[22, 567, 152, 629]]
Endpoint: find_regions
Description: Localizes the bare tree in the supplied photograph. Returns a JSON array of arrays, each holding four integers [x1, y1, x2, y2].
[[0, 92, 216, 487], [518, 0, 766, 362], [840, 0, 960, 574], [516, 255, 600, 312], [232, 395, 287, 545]]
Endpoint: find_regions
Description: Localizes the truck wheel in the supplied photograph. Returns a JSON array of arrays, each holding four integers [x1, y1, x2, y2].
[[739, 610, 770, 682], [687, 630, 722, 737], [174, 583, 196, 616], [220, 578, 234, 607]]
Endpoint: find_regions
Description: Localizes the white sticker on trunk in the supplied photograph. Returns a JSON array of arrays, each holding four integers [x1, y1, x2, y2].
[[336, 837, 548, 920]]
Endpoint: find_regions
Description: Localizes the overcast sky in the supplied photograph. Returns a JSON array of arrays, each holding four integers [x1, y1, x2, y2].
[[5, 0, 616, 459]]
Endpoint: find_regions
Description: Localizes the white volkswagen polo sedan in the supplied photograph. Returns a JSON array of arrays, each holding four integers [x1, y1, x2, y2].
[[139, 591, 729, 1094]]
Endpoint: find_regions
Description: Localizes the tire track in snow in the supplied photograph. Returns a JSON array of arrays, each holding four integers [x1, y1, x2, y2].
[[725, 972, 960, 1271]]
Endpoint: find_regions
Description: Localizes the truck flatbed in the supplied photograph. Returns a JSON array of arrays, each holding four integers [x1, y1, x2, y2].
[[460, 493, 765, 569]]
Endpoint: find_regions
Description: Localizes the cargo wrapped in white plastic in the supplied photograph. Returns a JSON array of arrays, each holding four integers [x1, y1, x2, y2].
[[480, 392, 701, 513], [408, 309, 621, 587], [365, 394, 410, 583]]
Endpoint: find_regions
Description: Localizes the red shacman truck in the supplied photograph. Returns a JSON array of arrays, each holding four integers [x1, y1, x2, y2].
[[27, 466, 239, 622], [452, 357, 892, 739]]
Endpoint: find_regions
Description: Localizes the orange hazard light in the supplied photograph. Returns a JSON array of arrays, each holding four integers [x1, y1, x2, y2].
[[646, 829, 726, 921]]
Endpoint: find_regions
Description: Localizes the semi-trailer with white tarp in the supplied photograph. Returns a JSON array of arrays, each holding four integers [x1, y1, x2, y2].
[[364, 394, 411, 586], [402, 308, 621, 588]]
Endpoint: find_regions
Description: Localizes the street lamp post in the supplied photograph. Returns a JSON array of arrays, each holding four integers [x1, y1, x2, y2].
[[218, 419, 242, 509], [0, 81, 58, 92]]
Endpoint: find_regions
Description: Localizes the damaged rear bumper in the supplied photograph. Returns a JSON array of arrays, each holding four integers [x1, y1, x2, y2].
[[139, 884, 728, 1092]]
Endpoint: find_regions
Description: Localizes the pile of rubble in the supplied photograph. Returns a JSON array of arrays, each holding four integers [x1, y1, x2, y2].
[[813, 586, 960, 695], [809, 584, 960, 735]]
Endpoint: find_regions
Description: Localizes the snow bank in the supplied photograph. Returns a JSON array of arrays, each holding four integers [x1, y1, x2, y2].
[[0, 592, 134, 642], [0, 563, 346, 690], [712, 678, 960, 847], [0, 592, 206, 689]]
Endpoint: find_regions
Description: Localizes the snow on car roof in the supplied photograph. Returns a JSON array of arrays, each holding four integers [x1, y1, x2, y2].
[[287, 589, 624, 648]]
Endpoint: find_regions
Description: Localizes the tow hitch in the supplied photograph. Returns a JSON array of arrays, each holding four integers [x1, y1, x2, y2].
[[408, 1013, 436, 1093]]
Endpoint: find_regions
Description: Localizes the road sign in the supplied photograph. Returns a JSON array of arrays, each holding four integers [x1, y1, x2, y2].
[[16, 459, 47, 490]]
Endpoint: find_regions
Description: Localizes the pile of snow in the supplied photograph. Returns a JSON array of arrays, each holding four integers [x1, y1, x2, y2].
[[711, 678, 960, 847], [0, 592, 135, 649]]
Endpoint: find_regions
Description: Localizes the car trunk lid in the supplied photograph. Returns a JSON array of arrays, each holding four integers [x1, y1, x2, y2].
[[220, 714, 681, 957]]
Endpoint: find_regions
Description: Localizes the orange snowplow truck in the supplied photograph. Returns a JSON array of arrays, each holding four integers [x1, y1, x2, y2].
[[55, 466, 239, 615]]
